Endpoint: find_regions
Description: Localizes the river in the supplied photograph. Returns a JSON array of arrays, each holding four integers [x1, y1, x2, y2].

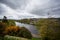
[[15, 22, 39, 37]]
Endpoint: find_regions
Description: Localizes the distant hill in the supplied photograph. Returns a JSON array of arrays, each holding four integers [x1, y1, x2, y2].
[[16, 18, 60, 24]]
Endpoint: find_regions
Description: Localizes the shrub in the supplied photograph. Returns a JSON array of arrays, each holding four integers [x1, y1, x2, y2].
[[4, 26, 20, 36], [8, 20, 16, 26], [18, 27, 32, 39]]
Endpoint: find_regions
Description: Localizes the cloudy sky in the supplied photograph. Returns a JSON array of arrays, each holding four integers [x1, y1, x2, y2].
[[0, 0, 60, 19]]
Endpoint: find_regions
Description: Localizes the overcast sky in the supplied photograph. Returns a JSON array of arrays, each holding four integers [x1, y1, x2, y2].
[[0, 0, 60, 19]]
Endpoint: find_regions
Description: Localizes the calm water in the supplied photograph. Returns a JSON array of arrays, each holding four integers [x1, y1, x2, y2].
[[15, 22, 39, 35]]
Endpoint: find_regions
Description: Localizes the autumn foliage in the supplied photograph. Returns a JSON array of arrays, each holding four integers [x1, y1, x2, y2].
[[4, 26, 20, 36]]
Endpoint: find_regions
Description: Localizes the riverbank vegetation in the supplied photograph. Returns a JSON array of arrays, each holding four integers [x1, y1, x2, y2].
[[17, 18, 60, 40], [35, 18, 60, 40]]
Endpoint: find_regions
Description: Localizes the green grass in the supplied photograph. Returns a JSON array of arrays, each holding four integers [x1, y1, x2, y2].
[[3, 35, 41, 40]]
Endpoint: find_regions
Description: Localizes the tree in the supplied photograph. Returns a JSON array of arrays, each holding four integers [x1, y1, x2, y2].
[[2, 16, 8, 23]]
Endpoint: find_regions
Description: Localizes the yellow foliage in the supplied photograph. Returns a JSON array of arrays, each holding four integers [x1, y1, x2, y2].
[[4, 26, 20, 34]]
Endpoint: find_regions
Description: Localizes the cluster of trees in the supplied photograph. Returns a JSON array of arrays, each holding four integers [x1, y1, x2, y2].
[[35, 18, 60, 40]]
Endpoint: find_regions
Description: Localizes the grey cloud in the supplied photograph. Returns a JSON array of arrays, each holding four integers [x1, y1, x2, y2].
[[0, 0, 60, 19], [0, 0, 28, 9], [0, 3, 6, 14], [0, 2, 39, 19], [30, 0, 60, 17]]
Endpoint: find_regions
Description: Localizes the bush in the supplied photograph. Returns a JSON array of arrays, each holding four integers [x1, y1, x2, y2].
[[4, 26, 20, 36], [8, 20, 16, 26], [18, 27, 32, 39]]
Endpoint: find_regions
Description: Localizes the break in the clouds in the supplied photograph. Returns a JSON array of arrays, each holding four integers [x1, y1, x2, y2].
[[0, 0, 60, 19]]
